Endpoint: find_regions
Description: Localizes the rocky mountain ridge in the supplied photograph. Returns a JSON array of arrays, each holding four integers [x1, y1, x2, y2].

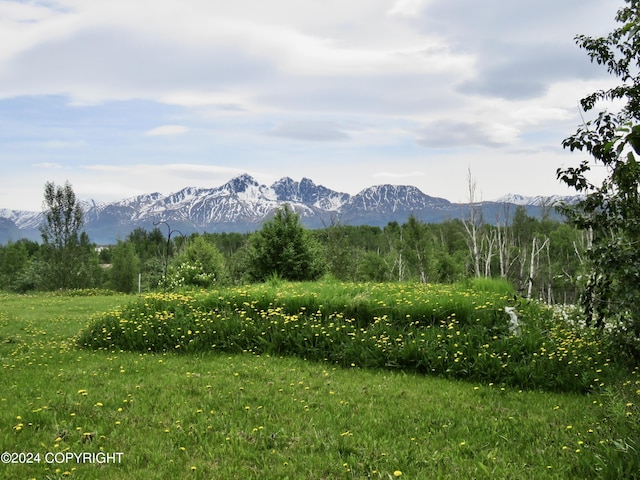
[[0, 174, 575, 244]]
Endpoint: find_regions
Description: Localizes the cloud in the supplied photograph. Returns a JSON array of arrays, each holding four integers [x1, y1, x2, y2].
[[269, 120, 350, 141], [82, 163, 242, 176], [0, 0, 623, 211], [33, 162, 63, 169], [0, 0, 472, 112], [373, 171, 425, 179], [417, 120, 520, 148], [42, 139, 86, 148], [415, 0, 615, 101], [145, 125, 189, 136], [457, 42, 597, 101], [387, 0, 428, 16]]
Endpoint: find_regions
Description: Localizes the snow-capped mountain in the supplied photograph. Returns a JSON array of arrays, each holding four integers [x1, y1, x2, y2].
[[495, 193, 582, 207], [0, 208, 44, 230], [272, 177, 349, 211], [0, 174, 574, 244]]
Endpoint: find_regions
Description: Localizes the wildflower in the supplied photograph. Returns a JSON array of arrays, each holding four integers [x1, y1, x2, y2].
[[394, 471, 403, 477]]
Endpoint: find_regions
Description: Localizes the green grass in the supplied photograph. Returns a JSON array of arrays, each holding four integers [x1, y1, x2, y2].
[[79, 281, 628, 393], [1, 288, 639, 479]]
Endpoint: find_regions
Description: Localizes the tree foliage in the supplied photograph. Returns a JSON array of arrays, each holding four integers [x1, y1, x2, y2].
[[558, 1, 640, 351], [109, 240, 140, 293], [0, 240, 29, 291], [39, 181, 100, 290], [246, 205, 325, 282], [167, 235, 229, 288]]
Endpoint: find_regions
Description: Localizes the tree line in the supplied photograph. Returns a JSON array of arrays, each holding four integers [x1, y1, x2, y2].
[[0, 184, 586, 306]]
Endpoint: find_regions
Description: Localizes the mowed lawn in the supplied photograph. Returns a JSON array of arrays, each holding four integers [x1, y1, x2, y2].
[[0, 292, 638, 479]]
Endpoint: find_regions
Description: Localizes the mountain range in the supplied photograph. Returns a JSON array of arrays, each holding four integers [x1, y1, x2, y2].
[[0, 174, 576, 245]]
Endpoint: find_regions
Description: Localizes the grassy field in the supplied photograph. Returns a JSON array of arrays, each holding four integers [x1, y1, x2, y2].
[[1, 285, 639, 479]]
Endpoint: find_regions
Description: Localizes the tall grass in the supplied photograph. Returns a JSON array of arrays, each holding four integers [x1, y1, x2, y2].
[[78, 280, 627, 393]]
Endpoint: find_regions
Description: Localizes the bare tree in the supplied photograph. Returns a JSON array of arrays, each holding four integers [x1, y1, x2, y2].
[[481, 227, 496, 277], [462, 168, 482, 277], [495, 203, 513, 278], [526, 235, 549, 299]]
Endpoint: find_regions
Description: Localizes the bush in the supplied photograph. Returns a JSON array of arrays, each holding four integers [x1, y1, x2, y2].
[[166, 236, 229, 289]]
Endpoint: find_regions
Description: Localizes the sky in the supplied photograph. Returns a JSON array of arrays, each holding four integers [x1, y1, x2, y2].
[[0, 0, 621, 211]]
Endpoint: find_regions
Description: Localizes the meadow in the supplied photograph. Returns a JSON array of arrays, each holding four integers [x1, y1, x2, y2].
[[1, 281, 639, 479]]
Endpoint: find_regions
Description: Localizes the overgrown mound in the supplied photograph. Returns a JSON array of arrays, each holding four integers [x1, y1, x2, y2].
[[78, 279, 621, 392]]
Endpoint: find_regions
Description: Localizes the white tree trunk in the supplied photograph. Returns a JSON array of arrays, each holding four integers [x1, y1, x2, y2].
[[462, 168, 482, 277]]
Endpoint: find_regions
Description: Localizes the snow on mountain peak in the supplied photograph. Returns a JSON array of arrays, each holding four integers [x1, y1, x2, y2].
[[494, 193, 581, 206], [1, 175, 581, 244]]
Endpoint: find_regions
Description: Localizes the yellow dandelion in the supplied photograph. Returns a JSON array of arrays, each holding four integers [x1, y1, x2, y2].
[[394, 471, 403, 477]]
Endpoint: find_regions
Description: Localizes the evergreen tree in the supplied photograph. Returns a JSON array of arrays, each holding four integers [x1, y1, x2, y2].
[[246, 205, 325, 281]]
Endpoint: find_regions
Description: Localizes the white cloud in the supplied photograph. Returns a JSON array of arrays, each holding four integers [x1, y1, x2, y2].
[[373, 171, 425, 179], [145, 125, 189, 136], [417, 120, 520, 149], [33, 162, 63, 169], [42, 139, 86, 148], [388, 0, 429, 16], [269, 120, 350, 141], [0, 0, 623, 212]]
